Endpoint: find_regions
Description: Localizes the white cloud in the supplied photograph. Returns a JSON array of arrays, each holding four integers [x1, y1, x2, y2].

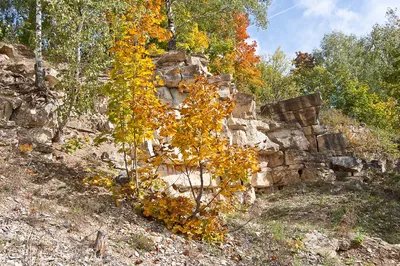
[[249, 0, 400, 59], [329, 8, 362, 34], [301, 0, 337, 17], [361, 0, 400, 32], [300, 0, 399, 36]]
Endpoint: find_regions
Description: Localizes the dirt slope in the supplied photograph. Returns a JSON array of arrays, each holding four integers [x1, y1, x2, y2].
[[0, 144, 399, 266]]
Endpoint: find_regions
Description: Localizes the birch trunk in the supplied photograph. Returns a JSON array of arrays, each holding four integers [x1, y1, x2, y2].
[[35, 0, 45, 88], [166, 0, 177, 51]]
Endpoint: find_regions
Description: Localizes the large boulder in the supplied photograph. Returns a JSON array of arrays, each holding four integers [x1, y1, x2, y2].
[[18, 127, 53, 153], [156, 51, 187, 66], [156, 87, 173, 105], [251, 170, 273, 188], [0, 44, 15, 59], [266, 123, 310, 151], [231, 127, 280, 155], [317, 133, 347, 153], [13, 100, 58, 129], [331, 156, 363, 172]]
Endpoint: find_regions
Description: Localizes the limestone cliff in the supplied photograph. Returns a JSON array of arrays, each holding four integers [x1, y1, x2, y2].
[[152, 52, 378, 201], [0, 46, 382, 201]]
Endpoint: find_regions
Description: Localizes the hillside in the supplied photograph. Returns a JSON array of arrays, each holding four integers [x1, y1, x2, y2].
[[1, 42, 400, 266]]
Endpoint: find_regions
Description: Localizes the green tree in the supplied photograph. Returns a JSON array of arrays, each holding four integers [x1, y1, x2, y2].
[[0, 0, 36, 45], [46, 0, 122, 141], [105, 0, 169, 196], [254, 47, 298, 103], [164, 0, 270, 52]]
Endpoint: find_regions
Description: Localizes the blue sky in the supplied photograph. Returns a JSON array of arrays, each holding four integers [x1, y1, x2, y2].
[[248, 0, 400, 58]]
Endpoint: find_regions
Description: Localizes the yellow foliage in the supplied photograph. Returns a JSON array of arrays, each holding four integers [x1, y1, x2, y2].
[[142, 195, 227, 242], [104, 0, 171, 196], [177, 23, 209, 53]]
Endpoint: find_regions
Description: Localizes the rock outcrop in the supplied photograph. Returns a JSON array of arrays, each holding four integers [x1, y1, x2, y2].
[[1, 45, 385, 201], [0, 43, 59, 157], [154, 52, 375, 200]]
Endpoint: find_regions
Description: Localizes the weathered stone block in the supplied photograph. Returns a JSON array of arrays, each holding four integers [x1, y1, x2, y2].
[[218, 86, 231, 99], [312, 124, 328, 135], [13, 101, 58, 128], [220, 74, 233, 81], [260, 93, 322, 126], [284, 150, 330, 166], [303, 126, 313, 135], [261, 151, 284, 168], [305, 134, 318, 152], [317, 133, 347, 153], [270, 169, 300, 186], [186, 56, 209, 74], [156, 87, 173, 105], [162, 66, 182, 88], [232, 130, 248, 146], [0, 44, 15, 59], [181, 64, 201, 83], [232, 93, 256, 119], [301, 168, 335, 182], [251, 171, 273, 188], [156, 51, 187, 65], [170, 88, 188, 106], [331, 156, 363, 172], [227, 117, 247, 130], [267, 124, 309, 151]]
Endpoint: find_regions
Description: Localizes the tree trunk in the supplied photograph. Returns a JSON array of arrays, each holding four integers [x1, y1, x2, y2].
[[166, 0, 177, 51], [35, 0, 45, 88], [193, 163, 204, 216], [133, 142, 139, 197]]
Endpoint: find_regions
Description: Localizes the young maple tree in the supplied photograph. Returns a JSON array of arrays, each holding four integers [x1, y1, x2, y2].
[[104, 0, 169, 196], [143, 77, 259, 241], [210, 13, 262, 92]]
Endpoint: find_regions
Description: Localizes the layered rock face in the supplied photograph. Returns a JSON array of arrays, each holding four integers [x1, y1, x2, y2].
[[1, 46, 376, 201], [154, 52, 369, 199], [0, 43, 59, 157]]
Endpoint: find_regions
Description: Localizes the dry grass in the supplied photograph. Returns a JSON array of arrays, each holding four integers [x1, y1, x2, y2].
[[320, 108, 400, 160]]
